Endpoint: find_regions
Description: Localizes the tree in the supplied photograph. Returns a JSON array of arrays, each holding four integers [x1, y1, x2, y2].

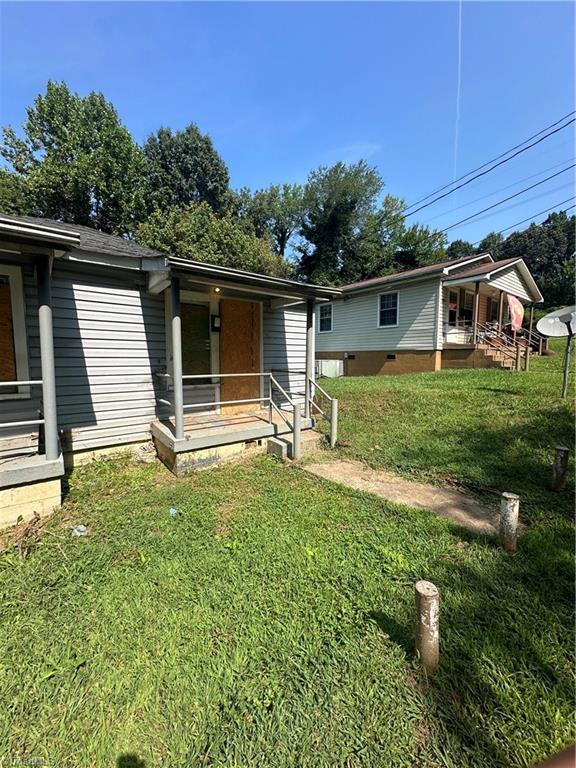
[[0, 169, 31, 215], [476, 232, 504, 260], [1, 81, 144, 234], [236, 184, 305, 259], [499, 211, 575, 306], [395, 223, 446, 269], [446, 239, 475, 260], [297, 161, 384, 284], [136, 202, 290, 278], [142, 124, 230, 216]]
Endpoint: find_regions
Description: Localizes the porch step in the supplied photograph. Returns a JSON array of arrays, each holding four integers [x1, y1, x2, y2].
[[267, 429, 323, 461]]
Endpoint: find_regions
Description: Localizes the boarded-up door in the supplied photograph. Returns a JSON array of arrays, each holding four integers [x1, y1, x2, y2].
[[0, 280, 17, 383], [220, 299, 261, 414]]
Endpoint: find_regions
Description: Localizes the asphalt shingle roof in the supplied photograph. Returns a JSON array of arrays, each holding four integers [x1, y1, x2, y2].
[[0, 213, 165, 261]]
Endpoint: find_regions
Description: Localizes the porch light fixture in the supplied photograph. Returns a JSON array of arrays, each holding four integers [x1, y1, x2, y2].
[[214, 287, 221, 293]]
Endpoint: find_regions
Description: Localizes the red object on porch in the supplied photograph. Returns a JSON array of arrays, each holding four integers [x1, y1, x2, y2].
[[507, 295, 524, 331]]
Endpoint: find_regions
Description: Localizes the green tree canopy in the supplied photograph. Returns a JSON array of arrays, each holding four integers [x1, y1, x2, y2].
[[476, 232, 504, 260], [446, 239, 475, 260], [233, 184, 305, 259], [1, 81, 143, 234], [136, 202, 290, 278], [0, 169, 30, 216], [142, 124, 230, 216]]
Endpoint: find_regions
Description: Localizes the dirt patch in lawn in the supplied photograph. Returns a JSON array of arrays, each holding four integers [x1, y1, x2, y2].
[[304, 460, 498, 533]]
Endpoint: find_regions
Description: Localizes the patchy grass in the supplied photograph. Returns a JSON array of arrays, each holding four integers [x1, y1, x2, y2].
[[0, 344, 573, 767]]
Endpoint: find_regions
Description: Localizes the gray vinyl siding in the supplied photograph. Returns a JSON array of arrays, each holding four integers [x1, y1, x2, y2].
[[47, 262, 165, 451], [316, 278, 441, 353], [489, 266, 533, 302], [263, 304, 308, 403]]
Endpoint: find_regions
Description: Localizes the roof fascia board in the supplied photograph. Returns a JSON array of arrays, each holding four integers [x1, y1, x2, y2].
[[169, 257, 340, 300], [0, 218, 81, 247], [63, 249, 151, 272], [442, 253, 494, 273]]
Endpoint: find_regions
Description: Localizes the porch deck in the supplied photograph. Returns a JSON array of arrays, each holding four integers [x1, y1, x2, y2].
[[151, 408, 314, 453]]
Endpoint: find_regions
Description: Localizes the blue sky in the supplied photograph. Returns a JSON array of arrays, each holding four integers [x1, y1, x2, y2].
[[1, 1, 574, 244]]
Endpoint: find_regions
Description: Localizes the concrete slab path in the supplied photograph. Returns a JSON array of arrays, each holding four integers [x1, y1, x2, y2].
[[304, 460, 498, 533]]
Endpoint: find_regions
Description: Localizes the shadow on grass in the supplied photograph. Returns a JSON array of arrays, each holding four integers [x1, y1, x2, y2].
[[369, 520, 574, 766], [117, 756, 146, 768]]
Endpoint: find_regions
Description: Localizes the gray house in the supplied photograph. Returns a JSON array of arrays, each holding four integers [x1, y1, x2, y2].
[[0, 214, 340, 527], [316, 253, 544, 376]]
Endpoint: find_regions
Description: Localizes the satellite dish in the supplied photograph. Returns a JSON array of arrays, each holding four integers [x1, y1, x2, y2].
[[536, 305, 575, 398], [536, 305, 576, 337]]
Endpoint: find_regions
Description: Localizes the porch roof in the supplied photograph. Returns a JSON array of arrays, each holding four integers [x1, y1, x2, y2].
[[442, 258, 543, 303], [168, 256, 341, 302]]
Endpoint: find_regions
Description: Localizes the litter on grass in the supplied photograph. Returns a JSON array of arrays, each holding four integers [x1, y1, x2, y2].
[[168, 508, 178, 517], [71, 524, 88, 537]]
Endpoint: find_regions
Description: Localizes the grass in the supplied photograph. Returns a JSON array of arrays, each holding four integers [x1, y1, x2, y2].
[[0, 341, 573, 767]]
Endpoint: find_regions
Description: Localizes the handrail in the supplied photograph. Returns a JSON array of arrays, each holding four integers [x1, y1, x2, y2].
[[269, 375, 295, 407], [310, 378, 333, 402], [0, 380, 42, 387], [476, 323, 520, 362], [0, 418, 45, 429]]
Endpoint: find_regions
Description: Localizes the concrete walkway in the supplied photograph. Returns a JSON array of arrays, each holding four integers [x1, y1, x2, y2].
[[304, 460, 498, 533]]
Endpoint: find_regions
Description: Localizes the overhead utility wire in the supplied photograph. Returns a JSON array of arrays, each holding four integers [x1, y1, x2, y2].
[[405, 110, 575, 211], [405, 113, 575, 217], [440, 164, 575, 233], [421, 158, 574, 224], [471, 198, 575, 245]]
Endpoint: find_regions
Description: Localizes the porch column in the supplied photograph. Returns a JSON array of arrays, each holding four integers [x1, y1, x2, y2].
[[472, 281, 481, 344], [37, 257, 59, 461], [170, 277, 184, 440], [305, 299, 315, 420], [525, 303, 535, 371], [498, 291, 505, 329]]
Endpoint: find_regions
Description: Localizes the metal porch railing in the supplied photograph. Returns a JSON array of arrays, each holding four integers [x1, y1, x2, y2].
[[156, 371, 339, 459]]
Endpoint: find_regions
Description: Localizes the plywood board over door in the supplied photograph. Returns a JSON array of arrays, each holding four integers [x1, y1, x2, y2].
[[220, 299, 262, 414]]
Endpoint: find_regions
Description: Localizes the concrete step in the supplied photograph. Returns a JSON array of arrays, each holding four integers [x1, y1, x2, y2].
[[267, 429, 323, 461]]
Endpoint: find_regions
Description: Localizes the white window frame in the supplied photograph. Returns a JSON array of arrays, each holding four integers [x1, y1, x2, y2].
[[318, 302, 333, 333], [377, 291, 399, 328], [0, 265, 30, 400]]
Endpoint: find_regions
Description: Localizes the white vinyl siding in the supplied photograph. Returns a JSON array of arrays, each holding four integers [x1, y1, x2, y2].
[[489, 266, 532, 302], [316, 278, 441, 352], [263, 304, 307, 404]]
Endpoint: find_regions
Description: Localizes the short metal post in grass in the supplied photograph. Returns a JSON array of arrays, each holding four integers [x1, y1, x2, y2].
[[552, 445, 569, 492], [330, 398, 338, 449], [499, 492, 520, 553], [415, 580, 439, 676]]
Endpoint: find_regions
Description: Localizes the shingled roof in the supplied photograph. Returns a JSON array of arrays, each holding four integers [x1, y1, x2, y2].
[[0, 213, 165, 261], [341, 253, 493, 293]]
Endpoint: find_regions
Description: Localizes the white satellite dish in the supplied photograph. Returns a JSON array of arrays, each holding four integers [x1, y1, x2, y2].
[[536, 305, 576, 337], [536, 305, 575, 398]]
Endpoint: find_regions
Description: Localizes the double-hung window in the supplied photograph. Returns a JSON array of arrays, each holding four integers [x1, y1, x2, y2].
[[378, 292, 398, 327], [0, 265, 29, 399], [318, 303, 333, 333]]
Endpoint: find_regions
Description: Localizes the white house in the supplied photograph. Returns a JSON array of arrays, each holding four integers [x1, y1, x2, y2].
[[315, 253, 544, 376]]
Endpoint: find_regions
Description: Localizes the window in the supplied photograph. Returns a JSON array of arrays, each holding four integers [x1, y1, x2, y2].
[[378, 292, 398, 327], [461, 291, 474, 324], [0, 266, 29, 399], [319, 303, 333, 333]]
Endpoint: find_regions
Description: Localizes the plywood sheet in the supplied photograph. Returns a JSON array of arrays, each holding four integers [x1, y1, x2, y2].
[[220, 300, 261, 414]]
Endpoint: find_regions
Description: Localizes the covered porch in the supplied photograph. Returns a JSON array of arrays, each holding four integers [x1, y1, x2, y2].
[[441, 257, 545, 366], [147, 259, 340, 474]]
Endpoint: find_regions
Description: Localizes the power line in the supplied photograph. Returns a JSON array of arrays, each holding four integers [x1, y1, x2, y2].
[[440, 164, 575, 233], [471, 198, 575, 245], [404, 112, 576, 216], [421, 158, 574, 224]]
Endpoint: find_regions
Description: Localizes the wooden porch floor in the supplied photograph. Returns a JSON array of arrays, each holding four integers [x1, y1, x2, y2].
[[151, 408, 314, 453]]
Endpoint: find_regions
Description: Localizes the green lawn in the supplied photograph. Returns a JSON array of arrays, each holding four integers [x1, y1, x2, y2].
[[0, 342, 573, 767]]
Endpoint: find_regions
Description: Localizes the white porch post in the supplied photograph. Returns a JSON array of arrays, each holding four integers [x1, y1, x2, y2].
[[170, 277, 184, 440], [305, 299, 315, 420], [498, 291, 505, 330], [37, 257, 59, 461], [472, 280, 480, 344]]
